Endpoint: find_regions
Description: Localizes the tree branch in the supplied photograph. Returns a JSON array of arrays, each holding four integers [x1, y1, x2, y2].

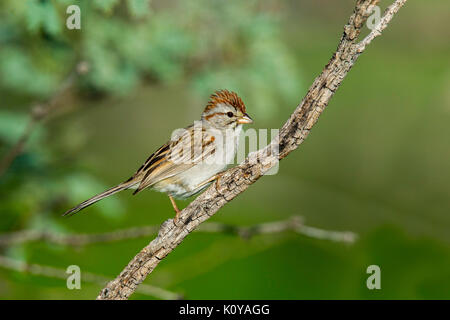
[[97, 0, 407, 300], [0, 216, 356, 247], [0, 255, 181, 300]]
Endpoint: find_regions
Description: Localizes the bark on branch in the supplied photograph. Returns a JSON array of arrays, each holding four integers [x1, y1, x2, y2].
[[97, 0, 407, 300]]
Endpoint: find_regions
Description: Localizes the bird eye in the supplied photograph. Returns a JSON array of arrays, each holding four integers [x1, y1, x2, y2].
[[227, 112, 234, 118]]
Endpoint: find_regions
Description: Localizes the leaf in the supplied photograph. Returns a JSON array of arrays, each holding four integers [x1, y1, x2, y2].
[[0, 111, 29, 144], [126, 0, 151, 18], [92, 0, 120, 14], [0, 47, 57, 96], [25, 0, 62, 36], [25, 0, 43, 33], [40, 0, 62, 36]]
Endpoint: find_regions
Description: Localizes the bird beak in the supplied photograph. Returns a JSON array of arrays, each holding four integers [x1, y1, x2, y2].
[[237, 113, 253, 124]]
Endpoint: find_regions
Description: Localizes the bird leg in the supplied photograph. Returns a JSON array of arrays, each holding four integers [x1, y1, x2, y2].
[[169, 195, 181, 223], [169, 172, 224, 224]]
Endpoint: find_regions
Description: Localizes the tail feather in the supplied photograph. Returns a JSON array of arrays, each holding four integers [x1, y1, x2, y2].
[[62, 181, 135, 217]]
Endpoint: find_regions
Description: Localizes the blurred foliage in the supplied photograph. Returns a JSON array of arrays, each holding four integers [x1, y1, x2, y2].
[[0, 0, 301, 112], [0, 0, 301, 262], [0, 0, 449, 299]]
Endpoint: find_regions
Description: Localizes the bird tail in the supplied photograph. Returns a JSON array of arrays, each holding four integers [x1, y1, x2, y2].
[[62, 180, 136, 217]]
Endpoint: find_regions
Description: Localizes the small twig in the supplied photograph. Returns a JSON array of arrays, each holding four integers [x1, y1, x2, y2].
[[0, 61, 89, 177], [357, 0, 408, 52], [0, 255, 181, 300], [197, 216, 357, 243], [0, 216, 356, 246]]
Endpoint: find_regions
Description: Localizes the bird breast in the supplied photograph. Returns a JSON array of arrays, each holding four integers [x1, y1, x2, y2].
[[153, 125, 242, 199]]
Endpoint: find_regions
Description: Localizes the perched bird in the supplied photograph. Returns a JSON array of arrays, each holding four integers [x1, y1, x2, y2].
[[63, 90, 253, 222]]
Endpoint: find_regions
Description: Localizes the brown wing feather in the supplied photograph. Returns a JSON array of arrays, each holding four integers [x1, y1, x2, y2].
[[132, 126, 217, 195]]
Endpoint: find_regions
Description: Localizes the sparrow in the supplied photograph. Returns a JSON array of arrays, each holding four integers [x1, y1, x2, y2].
[[63, 90, 253, 222]]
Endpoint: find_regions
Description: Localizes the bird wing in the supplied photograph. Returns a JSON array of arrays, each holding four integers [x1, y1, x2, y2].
[[131, 126, 217, 195]]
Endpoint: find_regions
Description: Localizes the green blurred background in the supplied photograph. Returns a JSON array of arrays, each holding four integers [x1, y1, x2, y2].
[[1, 0, 449, 299]]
